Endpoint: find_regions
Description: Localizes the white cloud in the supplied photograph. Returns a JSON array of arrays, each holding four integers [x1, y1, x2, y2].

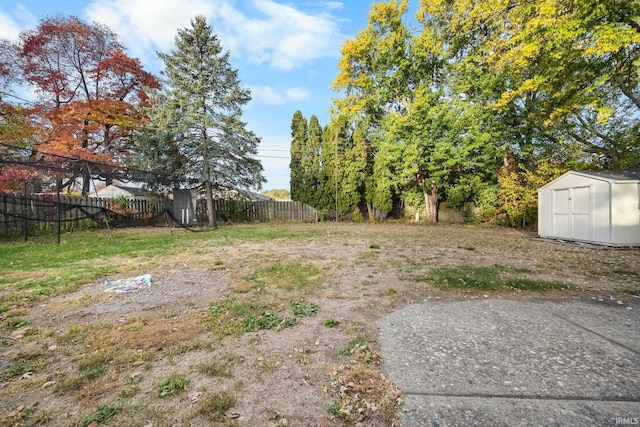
[[0, 12, 20, 39], [250, 85, 310, 105], [84, 0, 214, 65], [284, 87, 309, 102], [83, 0, 344, 71], [324, 2, 344, 10], [0, 4, 35, 40], [247, 0, 342, 70], [251, 86, 285, 104]]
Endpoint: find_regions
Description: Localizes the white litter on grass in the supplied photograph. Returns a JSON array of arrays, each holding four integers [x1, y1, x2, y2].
[[104, 274, 152, 293]]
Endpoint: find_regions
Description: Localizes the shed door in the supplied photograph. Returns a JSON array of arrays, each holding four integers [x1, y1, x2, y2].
[[553, 187, 593, 240], [571, 186, 592, 240], [553, 189, 571, 238]]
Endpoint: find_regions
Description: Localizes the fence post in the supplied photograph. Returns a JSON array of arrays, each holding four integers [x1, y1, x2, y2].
[[23, 185, 28, 242]]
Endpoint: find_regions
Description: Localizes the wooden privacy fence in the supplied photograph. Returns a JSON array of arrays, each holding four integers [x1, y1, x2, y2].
[[437, 202, 476, 224], [0, 193, 171, 238], [0, 193, 318, 238], [199, 199, 318, 223]]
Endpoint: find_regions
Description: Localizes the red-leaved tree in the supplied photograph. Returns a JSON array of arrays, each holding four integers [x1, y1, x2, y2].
[[17, 16, 159, 193]]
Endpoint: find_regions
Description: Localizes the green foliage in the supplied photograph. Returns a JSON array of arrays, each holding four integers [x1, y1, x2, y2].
[[119, 386, 139, 399], [158, 373, 187, 398], [78, 353, 110, 381], [498, 161, 568, 227], [327, 401, 348, 419], [324, 318, 339, 328], [351, 207, 363, 223], [263, 188, 290, 200], [81, 405, 117, 427], [244, 311, 296, 332], [306, 115, 325, 207], [290, 298, 318, 317], [284, 0, 640, 224]]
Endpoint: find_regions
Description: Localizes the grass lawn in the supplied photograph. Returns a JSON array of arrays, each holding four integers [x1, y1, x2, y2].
[[1, 222, 638, 426]]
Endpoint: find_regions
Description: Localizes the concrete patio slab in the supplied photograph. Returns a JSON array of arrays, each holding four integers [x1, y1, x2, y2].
[[379, 298, 640, 426]]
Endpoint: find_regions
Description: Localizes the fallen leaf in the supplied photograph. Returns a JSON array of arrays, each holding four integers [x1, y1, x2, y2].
[[188, 391, 202, 403]]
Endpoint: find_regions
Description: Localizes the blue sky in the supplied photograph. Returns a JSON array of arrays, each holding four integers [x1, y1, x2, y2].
[[0, 0, 375, 191]]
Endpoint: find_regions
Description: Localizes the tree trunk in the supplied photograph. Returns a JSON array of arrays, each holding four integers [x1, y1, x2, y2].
[[423, 181, 438, 223], [204, 180, 217, 228], [201, 121, 217, 228], [82, 170, 91, 196]]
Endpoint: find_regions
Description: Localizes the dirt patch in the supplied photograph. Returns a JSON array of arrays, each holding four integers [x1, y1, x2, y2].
[[29, 267, 226, 329], [1, 223, 638, 426]]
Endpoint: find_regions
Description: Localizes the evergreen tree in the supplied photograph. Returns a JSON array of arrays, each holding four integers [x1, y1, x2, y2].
[[305, 115, 323, 207], [319, 122, 338, 216], [319, 116, 354, 219], [289, 110, 307, 202], [341, 125, 368, 215], [150, 15, 264, 227]]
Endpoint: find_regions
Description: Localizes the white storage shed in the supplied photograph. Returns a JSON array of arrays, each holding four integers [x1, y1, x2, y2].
[[537, 170, 640, 246]]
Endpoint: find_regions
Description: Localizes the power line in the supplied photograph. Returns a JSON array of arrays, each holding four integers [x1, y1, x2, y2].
[[0, 90, 39, 106]]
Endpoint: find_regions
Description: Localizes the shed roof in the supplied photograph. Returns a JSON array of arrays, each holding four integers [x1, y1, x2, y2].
[[92, 185, 152, 197], [576, 170, 640, 181], [538, 170, 640, 191], [111, 185, 151, 197]]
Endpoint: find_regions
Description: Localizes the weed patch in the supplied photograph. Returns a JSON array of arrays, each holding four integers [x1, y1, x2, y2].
[[290, 298, 318, 317], [244, 261, 321, 292], [197, 390, 237, 421], [203, 297, 274, 337], [244, 311, 296, 332], [158, 373, 187, 398], [204, 296, 317, 336], [0, 348, 48, 381], [2, 317, 29, 330], [324, 318, 339, 328], [80, 405, 116, 427], [197, 355, 235, 378], [340, 335, 381, 364], [418, 265, 575, 292]]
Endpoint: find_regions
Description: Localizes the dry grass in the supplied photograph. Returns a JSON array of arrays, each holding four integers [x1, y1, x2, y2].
[[1, 223, 638, 426]]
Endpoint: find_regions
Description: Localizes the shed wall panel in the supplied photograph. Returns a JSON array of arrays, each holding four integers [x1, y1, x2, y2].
[[611, 182, 640, 245], [553, 189, 570, 238]]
